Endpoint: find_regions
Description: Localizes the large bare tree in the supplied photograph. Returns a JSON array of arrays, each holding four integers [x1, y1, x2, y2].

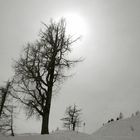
[[13, 19, 82, 134]]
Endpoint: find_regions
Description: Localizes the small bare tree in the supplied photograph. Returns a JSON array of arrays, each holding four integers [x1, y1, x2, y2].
[[61, 104, 82, 131], [12, 19, 82, 134], [0, 81, 15, 136], [0, 81, 11, 117]]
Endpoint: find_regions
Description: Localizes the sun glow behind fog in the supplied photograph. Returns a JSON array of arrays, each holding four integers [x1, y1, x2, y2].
[[62, 12, 88, 38], [53, 12, 88, 57]]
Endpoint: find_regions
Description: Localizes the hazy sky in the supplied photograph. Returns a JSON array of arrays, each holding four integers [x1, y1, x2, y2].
[[0, 0, 140, 134]]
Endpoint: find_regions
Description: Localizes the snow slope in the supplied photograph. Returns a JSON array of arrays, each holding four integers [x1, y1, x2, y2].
[[91, 114, 140, 140], [93, 114, 140, 137]]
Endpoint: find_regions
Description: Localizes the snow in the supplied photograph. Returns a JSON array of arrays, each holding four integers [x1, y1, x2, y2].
[[93, 114, 140, 137], [91, 114, 140, 140], [1, 114, 140, 140], [0, 131, 92, 140]]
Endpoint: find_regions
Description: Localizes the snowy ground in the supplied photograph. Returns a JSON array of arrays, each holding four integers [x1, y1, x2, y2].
[[0, 132, 140, 140], [1, 114, 140, 140]]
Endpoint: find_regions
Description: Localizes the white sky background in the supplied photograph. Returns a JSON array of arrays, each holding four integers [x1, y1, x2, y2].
[[0, 0, 140, 134]]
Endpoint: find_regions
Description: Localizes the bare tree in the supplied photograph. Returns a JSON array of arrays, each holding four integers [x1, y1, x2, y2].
[[0, 81, 11, 117], [61, 104, 82, 131], [0, 81, 15, 136], [12, 19, 82, 134]]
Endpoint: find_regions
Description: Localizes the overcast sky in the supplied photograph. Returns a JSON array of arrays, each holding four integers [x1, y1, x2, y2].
[[0, 0, 140, 134]]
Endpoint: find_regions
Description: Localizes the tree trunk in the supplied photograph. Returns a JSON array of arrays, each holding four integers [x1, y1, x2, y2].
[[41, 53, 55, 135], [41, 92, 52, 134], [41, 111, 50, 134], [72, 123, 75, 131], [10, 109, 14, 136]]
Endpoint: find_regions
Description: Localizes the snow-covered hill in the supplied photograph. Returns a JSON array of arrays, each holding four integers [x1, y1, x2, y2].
[[93, 114, 140, 137]]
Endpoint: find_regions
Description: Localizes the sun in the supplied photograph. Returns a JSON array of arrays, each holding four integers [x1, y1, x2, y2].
[[62, 12, 88, 37]]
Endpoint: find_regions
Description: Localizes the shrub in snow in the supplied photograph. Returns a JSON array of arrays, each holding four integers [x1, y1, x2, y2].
[[130, 125, 134, 131], [119, 112, 123, 119], [135, 111, 140, 116]]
